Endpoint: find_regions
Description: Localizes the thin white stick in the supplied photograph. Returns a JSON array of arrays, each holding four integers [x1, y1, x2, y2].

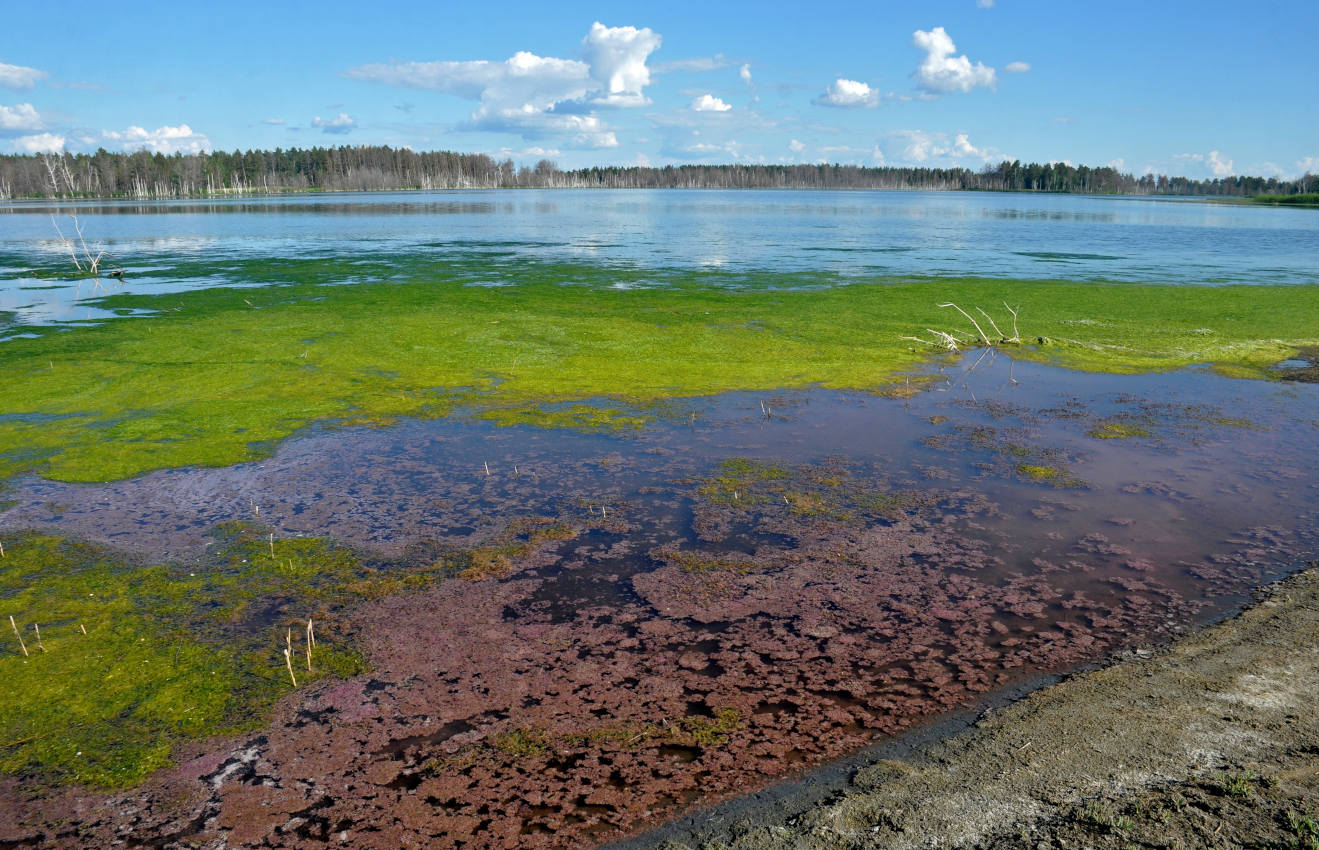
[[938, 303, 990, 345], [284, 628, 298, 686], [1003, 302, 1021, 342], [51, 216, 84, 272], [33, 623, 45, 652], [9, 615, 28, 657], [976, 307, 1007, 340]]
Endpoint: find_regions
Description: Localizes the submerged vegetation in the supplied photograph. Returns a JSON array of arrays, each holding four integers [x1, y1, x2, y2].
[[1, 255, 1317, 485], [0, 528, 374, 787], [0, 510, 588, 789], [1252, 193, 1319, 207]]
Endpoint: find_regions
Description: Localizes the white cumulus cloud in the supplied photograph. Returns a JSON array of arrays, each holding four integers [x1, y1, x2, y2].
[[343, 23, 657, 148], [479, 111, 618, 148], [346, 52, 591, 112], [813, 78, 878, 108], [911, 27, 996, 94], [0, 102, 44, 132], [1004, 61, 1031, 73], [691, 94, 731, 112], [882, 129, 997, 164], [951, 133, 984, 158], [739, 63, 752, 85], [788, 139, 806, 153], [1297, 156, 1318, 175], [101, 124, 211, 154], [14, 132, 64, 153], [0, 62, 48, 89], [1206, 150, 1233, 176], [1174, 150, 1235, 177], [582, 22, 661, 106], [312, 113, 356, 134]]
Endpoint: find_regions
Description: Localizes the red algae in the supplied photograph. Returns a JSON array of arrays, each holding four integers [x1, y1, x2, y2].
[[2, 357, 1319, 848]]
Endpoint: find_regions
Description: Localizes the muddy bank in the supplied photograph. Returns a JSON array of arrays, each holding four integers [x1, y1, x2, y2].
[[2, 358, 1317, 849], [642, 566, 1319, 850]]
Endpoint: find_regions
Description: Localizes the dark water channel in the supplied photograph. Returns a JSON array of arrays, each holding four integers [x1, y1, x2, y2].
[[3, 352, 1318, 847]]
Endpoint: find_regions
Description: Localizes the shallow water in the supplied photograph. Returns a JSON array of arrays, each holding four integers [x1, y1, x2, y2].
[[3, 352, 1317, 846], [2, 190, 1318, 327]]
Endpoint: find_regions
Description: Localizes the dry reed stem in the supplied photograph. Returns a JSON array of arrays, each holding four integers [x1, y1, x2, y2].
[[268, 532, 275, 559], [305, 618, 315, 672], [33, 623, 45, 652], [9, 615, 28, 657], [0, 539, 5, 557], [284, 628, 298, 687]]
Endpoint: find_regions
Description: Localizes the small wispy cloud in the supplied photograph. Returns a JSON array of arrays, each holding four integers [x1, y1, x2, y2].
[[1173, 149, 1235, 177], [312, 113, 356, 134], [653, 55, 731, 74], [0, 102, 45, 132], [0, 62, 48, 89], [1003, 61, 1031, 74], [813, 78, 878, 108]]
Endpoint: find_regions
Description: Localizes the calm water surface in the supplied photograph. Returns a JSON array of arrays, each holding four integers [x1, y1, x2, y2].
[[2, 190, 1317, 327]]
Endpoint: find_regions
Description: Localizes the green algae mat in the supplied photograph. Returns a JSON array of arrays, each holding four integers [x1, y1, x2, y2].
[[2, 258, 1316, 485]]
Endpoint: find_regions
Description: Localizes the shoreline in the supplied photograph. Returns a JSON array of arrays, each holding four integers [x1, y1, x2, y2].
[[630, 564, 1319, 849]]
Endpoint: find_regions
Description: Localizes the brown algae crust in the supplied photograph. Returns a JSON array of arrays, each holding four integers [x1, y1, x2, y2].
[[649, 566, 1319, 850]]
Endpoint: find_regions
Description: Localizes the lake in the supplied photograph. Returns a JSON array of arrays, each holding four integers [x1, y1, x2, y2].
[[1, 188, 1318, 849], [2, 189, 1318, 328]]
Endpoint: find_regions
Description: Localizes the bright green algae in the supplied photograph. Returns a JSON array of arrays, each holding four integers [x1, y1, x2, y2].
[[0, 527, 378, 788], [2, 257, 1318, 484]]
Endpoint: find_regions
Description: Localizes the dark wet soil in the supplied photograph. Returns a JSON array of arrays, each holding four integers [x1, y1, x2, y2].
[[1278, 346, 1319, 383], [2, 353, 1318, 848]]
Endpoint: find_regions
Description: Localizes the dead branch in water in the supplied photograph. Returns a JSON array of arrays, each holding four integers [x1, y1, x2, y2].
[[903, 303, 1024, 351]]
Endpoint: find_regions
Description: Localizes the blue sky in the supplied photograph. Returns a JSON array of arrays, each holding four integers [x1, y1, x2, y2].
[[2, 0, 1316, 179]]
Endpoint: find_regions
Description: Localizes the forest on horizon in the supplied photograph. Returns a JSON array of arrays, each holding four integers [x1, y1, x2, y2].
[[1, 145, 1314, 201]]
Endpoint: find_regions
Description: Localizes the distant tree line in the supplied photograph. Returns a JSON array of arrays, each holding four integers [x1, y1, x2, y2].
[[0, 145, 1313, 200]]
